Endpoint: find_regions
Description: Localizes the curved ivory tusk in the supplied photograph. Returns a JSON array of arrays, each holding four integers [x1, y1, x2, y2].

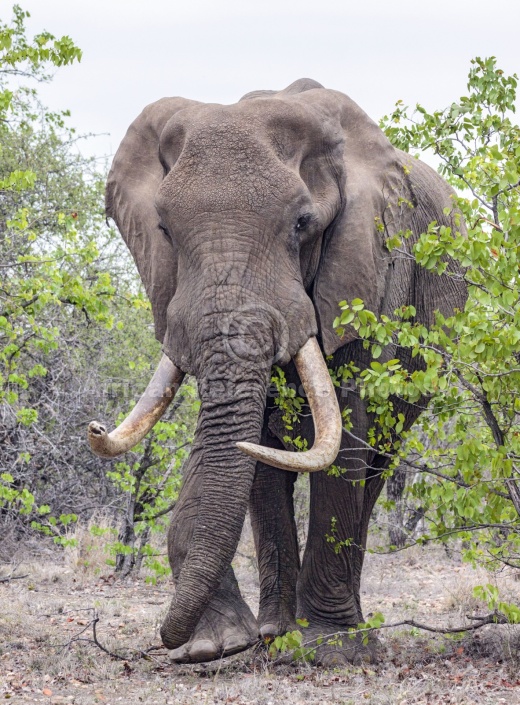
[[88, 354, 185, 458], [237, 337, 342, 472]]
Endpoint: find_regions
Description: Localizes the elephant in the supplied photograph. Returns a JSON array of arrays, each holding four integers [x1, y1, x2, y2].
[[88, 78, 467, 666]]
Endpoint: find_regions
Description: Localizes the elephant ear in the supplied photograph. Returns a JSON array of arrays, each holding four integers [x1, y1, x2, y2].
[[106, 97, 200, 343], [310, 90, 413, 355]]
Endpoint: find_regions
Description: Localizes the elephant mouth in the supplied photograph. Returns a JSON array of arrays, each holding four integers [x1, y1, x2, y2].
[[87, 336, 342, 472]]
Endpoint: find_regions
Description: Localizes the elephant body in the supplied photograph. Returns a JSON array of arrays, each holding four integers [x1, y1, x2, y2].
[[98, 79, 467, 665]]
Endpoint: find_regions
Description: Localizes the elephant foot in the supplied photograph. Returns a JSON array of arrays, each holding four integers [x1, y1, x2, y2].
[[302, 626, 380, 667], [168, 586, 258, 663], [258, 605, 297, 641]]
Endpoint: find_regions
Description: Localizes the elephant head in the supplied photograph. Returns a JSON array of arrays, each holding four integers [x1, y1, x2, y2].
[[87, 79, 457, 648]]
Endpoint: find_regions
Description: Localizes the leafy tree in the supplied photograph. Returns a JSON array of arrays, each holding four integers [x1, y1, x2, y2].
[[0, 5, 99, 538], [107, 383, 199, 579], [0, 7, 197, 574], [331, 58, 519, 606]]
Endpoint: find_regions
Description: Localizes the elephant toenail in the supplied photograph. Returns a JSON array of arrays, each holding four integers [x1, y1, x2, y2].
[[168, 644, 190, 662], [259, 623, 279, 640], [188, 639, 217, 661], [222, 635, 247, 653]]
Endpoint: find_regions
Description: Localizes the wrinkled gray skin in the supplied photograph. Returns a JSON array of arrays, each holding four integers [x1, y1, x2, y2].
[[106, 79, 467, 666]]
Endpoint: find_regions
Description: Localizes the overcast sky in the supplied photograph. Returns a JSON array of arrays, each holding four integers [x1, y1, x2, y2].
[[14, 0, 520, 161]]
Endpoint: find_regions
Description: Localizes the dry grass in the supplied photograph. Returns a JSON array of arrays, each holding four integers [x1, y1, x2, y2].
[[1, 523, 519, 704], [63, 514, 118, 578]]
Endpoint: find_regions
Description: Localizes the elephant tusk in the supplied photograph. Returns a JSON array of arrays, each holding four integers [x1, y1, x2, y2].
[[88, 354, 185, 458], [237, 337, 342, 472]]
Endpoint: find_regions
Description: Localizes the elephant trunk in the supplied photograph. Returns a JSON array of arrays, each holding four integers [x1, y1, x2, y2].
[[160, 350, 271, 649]]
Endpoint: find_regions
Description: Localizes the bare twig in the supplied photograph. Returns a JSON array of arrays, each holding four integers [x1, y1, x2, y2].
[[53, 608, 167, 662], [472, 216, 503, 232], [0, 573, 28, 583], [266, 611, 512, 665], [298, 611, 509, 650]]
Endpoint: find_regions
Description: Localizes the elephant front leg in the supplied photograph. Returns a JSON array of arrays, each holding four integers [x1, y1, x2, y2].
[[249, 429, 300, 640], [166, 566, 258, 662], [166, 445, 258, 663]]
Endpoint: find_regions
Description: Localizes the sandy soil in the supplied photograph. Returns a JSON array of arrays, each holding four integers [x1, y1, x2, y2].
[[1, 522, 519, 705]]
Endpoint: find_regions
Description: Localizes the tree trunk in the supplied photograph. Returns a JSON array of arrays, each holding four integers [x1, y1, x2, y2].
[[135, 525, 151, 573], [115, 494, 136, 577], [387, 465, 407, 549], [506, 478, 520, 516]]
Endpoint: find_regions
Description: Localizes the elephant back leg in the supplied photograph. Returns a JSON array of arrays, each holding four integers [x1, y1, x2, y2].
[[295, 340, 426, 665], [296, 433, 375, 661], [294, 340, 379, 664]]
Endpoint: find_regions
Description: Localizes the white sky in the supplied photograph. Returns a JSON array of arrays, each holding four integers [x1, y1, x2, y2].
[[13, 0, 520, 161]]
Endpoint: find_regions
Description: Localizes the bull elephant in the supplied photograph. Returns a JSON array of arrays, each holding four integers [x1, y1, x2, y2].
[[88, 78, 466, 665]]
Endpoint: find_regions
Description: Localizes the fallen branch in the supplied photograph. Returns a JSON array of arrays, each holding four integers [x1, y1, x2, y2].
[[0, 573, 28, 583], [91, 619, 166, 661], [298, 610, 509, 650], [378, 611, 508, 635], [52, 608, 168, 663]]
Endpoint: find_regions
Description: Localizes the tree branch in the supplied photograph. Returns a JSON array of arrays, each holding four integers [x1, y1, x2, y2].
[[0, 573, 28, 583], [298, 611, 509, 649], [53, 608, 167, 663], [505, 477, 520, 516]]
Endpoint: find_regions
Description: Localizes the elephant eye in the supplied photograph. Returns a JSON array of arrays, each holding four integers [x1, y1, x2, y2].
[[296, 214, 312, 231]]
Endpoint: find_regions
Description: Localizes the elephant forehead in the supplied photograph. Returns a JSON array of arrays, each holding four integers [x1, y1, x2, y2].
[[159, 99, 326, 169], [156, 106, 331, 218], [181, 124, 273, 169], [156, 155, 299, 217], [157, 136, 305, 217]]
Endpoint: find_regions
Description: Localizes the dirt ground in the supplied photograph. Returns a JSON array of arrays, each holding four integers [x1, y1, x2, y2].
[[1, 520, 519, 705]]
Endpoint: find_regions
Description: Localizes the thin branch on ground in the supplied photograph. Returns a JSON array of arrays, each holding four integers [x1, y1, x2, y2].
[[52, 607, 169, 662], [296, 611, 510, 651], [0, 573, 28, 583]]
